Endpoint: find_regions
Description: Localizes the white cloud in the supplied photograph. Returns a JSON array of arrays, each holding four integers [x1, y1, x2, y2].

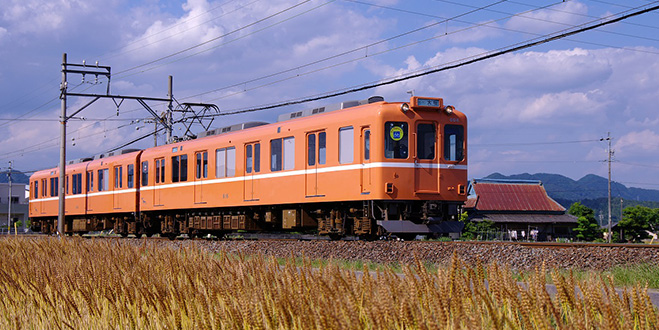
[[505, 1, 589, 34], [614, 130, 659, 156]]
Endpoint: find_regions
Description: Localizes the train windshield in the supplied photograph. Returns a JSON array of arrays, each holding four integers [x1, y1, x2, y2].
[[384, 122, 408, 159], [444, 125, 464, 161]]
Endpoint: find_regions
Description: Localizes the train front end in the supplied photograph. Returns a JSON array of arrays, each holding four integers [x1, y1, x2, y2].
[[366, 96, 467, 237]]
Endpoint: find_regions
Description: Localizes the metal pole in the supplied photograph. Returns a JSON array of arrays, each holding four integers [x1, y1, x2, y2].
[[607, 132, 612, 243], [58, 53, 67, 237], [7, 161, 11, 235], [167, 75, 173, 144]]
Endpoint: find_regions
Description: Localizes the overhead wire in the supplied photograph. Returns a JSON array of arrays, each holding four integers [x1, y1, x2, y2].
[[197, 2, 659, 117], [114, 0, 316, 77]]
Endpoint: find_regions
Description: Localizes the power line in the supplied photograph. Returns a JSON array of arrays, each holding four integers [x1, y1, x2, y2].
[[471, 139, 601, 147], [199, 2, 659, 117], [114, 0, 316, 76]]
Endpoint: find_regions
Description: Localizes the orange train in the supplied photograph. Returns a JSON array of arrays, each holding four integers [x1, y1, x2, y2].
[[29, 95, 467, 239]]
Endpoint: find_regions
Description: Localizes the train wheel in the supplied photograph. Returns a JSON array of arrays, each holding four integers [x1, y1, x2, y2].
[[165, 233, 177, 240], [120, 233, 128, 238], [395, 233, 417, 241], [134, 233, 143, 239]]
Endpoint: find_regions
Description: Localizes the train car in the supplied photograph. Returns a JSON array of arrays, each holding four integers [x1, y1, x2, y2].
[[29, 95, 467, 239]]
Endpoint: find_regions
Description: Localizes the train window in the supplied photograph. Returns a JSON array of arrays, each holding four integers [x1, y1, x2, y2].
[[254, 143, 260, 173], [195, 151, 208, 179], [307, 134, 315, 166], [271, 139, 282, 171], [156, 158, 165, 184], [114, 166, 123, 189], [270, 137, 295, 172], [227, 147, 236, 177], [72, 173, 82, 195], [319, 132, 326, 165], [127, 165, 134, 188], [284, 137, 294, 170], [33, 181, 37, 199], [50, 177, 58, 197], [172, 155, 188, 183], [98, 169, 109, 192], [66, 176, 69, 195], [444, 125, 464, 161], [141, 161, 148, 186], [417, 123, 436, 160], [384, 122, 408, 159], [41, 179, 47, 197], [364, 129, 370, 160], [246, 145, 253, 174], [87, 171, 93, 192], [339, 126, 354, 164], [216, 147, 236, 178]]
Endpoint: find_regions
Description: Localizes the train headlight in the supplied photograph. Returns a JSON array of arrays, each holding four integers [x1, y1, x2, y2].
[[444, 105, 455, 114], [401, 103, 410, 113]]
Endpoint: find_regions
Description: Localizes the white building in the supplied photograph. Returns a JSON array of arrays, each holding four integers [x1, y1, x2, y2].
[[0, 183, 29, 232]]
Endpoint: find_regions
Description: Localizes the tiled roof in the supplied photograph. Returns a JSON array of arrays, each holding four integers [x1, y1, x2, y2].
[[466, 182, 565, 212], [471, 213, 577, 224]]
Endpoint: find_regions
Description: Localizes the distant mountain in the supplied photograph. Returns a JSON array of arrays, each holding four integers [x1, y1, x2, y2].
[[484, 172, 659, 202], [0, 171, 30, 185], [483, 172, 659, 224]]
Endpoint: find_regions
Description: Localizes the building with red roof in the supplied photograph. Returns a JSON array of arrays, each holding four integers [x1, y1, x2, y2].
[[464, 179, 577, 241]]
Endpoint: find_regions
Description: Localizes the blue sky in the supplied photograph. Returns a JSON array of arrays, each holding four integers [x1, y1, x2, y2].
[[1, 0, 659, 190]]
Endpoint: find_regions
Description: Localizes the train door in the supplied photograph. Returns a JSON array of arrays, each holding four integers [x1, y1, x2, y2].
[[194, 151, 208, 204], [154, 158, 165, 206], [243, 142, 260, 201], [414, 122, 439, 194], [305, 131, 326, 197], [360, 127, 371, 194]]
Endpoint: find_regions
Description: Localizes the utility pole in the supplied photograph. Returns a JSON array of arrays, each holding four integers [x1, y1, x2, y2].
[[7, 161, 12, 235], [58, 53, 67, 237], [56, 54, 184, 236], [601, 132, 613, 243], [167, 76, 173, 144]]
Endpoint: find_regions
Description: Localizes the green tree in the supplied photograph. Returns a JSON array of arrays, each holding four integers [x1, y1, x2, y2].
[[618, 205, 657, 243], [460, 212, 496, 240], [568, 202, 602, 241]]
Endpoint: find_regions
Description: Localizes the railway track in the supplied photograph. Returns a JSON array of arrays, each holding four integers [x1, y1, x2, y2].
[[10, 232, 659, 249]]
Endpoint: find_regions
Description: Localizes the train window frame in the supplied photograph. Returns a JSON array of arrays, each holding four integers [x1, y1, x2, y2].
[[86, 171, 93, 192], [195, 151, 208, 179], [41, 179, 47, 197], [114, 166, 123, 189], [416, 123, 436, 160], [246, 145, 253, 174], [72, 173, 82, 195], [318, 132, 326, 165], [364, 129, 371, 161], [270, 137, 295, 172], [66, 175, 69, 195], [172, 154, 188, 183], [98, 168, 109, 192], [444, 124, 464, 162], [215, 147, 236, 178], [307, 134, 316, 166], [339, 126, 354, 164], [254, 143, 260, 173], [141, 161, 148, 186], [384, 121, 409, 159], [127, 164, 134, 188], [155, 158, 165, 184], [50, 177, 58, 197], [33, 181, 37, 199]]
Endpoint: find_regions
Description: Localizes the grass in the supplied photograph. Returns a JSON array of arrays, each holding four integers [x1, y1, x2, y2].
[[0, 236, 657, 329]]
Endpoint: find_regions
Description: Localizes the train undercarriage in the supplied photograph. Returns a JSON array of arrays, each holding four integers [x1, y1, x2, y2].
[[30, 200, 463, 240]]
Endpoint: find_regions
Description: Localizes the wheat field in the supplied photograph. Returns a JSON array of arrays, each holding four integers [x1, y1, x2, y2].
[[0, 237, 656, 329]]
